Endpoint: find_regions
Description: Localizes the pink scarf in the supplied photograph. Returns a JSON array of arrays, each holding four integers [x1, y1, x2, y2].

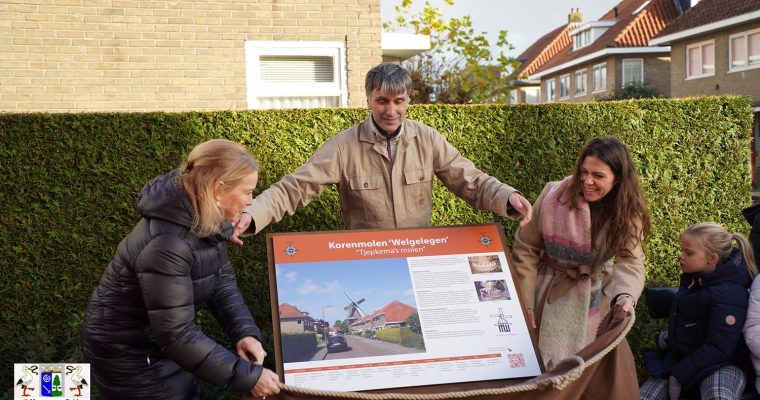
[[536, 176, 603, 369], [540, 176, 593, 266]]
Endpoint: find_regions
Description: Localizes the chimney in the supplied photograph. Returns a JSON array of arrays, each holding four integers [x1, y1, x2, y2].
[[613, 7, 618, 18], [568, 8, 583, 23]]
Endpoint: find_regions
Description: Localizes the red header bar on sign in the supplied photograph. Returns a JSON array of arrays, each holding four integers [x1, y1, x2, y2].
[[270, 224, 504, 264]]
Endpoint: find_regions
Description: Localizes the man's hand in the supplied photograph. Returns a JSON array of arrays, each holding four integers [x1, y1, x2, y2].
[[230, 212, 253, 246], [508, 193, 533, 227], [236, 336, 266, 365]]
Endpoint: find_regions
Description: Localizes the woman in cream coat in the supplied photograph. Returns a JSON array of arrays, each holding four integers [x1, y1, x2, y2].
[[512, 136, 650, 369]]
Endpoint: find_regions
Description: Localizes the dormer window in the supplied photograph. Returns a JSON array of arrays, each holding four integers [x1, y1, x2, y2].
[[573, 30, 592, 50], [569, 20, 616, 51]]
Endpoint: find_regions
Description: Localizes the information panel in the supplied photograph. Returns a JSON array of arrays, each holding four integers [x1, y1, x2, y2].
[[266, 224, 542, 392]]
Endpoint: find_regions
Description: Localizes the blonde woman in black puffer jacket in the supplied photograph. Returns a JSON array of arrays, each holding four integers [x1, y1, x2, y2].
[[81, 140, 280, 400]]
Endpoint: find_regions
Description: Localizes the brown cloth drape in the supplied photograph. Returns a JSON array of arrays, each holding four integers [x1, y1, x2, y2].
[[269, 306, 639, 400]]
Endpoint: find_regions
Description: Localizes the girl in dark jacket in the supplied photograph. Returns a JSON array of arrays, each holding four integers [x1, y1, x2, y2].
[[81, 139, 280, 399], [640, 222, 757, 400]]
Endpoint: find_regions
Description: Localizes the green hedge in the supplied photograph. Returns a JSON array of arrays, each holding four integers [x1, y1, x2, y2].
[[0, 97, 753, 396], [374, 327, 424, 350]]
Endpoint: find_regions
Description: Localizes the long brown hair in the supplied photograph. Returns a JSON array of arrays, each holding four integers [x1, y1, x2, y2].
[[561, 136, 651, 256], [682, 222, 758, 278], [178, 139, 258, 237]]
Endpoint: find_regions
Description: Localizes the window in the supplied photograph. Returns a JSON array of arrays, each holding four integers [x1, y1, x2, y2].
[[575, 69, 588, 95], [546, 79, 556, 102], [573, 29, 592, 50], [245, 41, 347, 109], [592, 63, 607, 92], [730, 29, 760, 71], [509, 89, 518, 104], [559, 74, 570, 99], [622, 59, 644, 86], [686, 40, 715, 79], [525, 87, 540, 104]]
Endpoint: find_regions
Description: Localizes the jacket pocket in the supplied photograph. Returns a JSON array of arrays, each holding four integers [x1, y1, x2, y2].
[[675, 320, 703, 351], [402, 168, 433, 213], [349, 174, 386, 221]]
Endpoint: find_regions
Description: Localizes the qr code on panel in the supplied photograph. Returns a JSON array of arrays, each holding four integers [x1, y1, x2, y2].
[[508, 353, 525, 368]]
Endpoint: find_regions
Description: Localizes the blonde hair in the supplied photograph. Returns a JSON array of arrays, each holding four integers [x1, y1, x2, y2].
[[178, 139, 258, 237], [681, 222, 758, 278]]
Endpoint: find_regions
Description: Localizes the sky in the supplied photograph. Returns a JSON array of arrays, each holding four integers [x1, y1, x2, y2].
[[381, 0, 622, 58], [275, 258, 418, 324]]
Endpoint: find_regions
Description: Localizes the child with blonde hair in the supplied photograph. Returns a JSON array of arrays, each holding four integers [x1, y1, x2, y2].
[[640, 222, 757, 400]]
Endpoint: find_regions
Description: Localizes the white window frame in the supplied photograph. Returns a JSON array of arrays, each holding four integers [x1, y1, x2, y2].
[[621, 58, 644, 87], [573, 29, 592, 50], [509, 89, 519, 104], [559, 74, 570, 99], [244, 41, 348, 109], [546, 79, 556, 102], [575, 69, 588, 96], [729, 28, 760, 73], [592, 62, 607, 93], [685, 39, 715, 80]]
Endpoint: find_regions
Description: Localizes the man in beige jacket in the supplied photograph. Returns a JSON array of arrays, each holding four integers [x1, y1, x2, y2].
[[231, 63, 531, 243]]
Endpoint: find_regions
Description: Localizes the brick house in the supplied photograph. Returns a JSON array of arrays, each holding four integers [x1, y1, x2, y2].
[[349, 300, 417, 332], [509, 11, 578, 104], [0, 0, 427, 112], [279, 303, 315, 334], [649, 0, 760, 182], [521, 0, 683, 103]]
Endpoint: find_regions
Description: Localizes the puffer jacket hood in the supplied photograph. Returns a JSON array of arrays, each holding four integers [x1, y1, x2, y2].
[[137, 169, 233, 243], [680, 248, 753, 290], [137, 168, 194, 229]]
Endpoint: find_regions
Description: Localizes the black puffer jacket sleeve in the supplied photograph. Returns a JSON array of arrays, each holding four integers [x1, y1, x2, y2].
[[136, 235, 263, 393], [207, 246, 262, 348]]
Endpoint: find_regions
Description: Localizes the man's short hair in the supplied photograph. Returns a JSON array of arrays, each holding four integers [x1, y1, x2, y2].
[[365, 63, 412, 99]]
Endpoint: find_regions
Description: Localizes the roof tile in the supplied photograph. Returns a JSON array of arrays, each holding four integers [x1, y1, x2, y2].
[[517, 24, 574, 76], [531, 0, 679, 75], [657, 0, 760, 38], [350, 300, 417, 326], [279, 303, 310, 319]]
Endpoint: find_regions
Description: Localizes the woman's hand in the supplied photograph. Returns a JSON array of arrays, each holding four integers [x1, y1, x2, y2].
[[248, 369, 281, 399], [526, 308, 536, 330], [236, 336, 266, 365], [614, 294, 635, 314]]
